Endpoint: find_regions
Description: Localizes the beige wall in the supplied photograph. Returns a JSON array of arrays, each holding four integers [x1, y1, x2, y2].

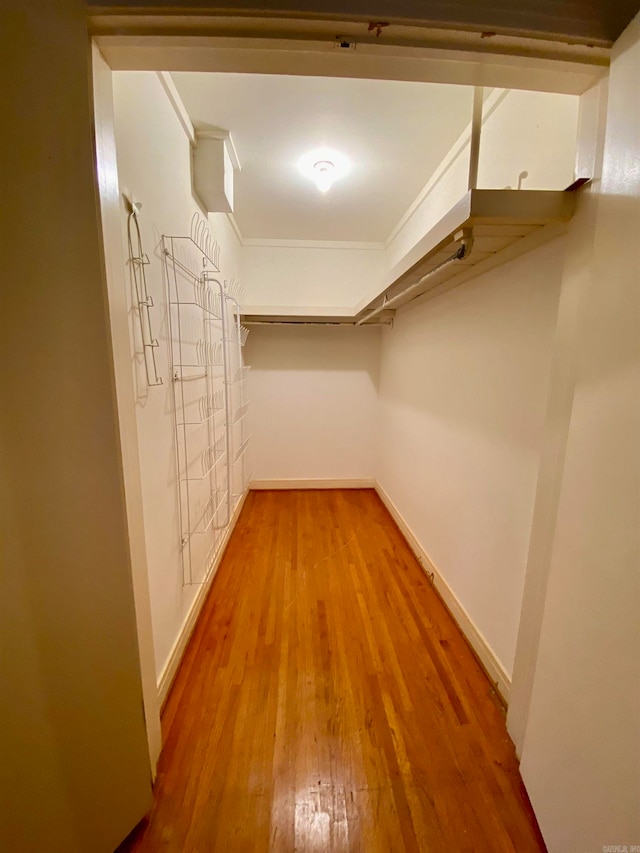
[[477, 89, 578, 191], [245, 325, 381, 482], [243, 243, 385, 314], [376, 238, 564, 683], [110, 70, 244, 683], [516, 14, 640, 851], [0, 2, 152, 851], [93, 44, 163, 775], [506, 76, 611, 751]]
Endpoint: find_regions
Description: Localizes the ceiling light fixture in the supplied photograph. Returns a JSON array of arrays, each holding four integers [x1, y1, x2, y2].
[[298, 148, 350, 193], [313, 160, 335, 193]]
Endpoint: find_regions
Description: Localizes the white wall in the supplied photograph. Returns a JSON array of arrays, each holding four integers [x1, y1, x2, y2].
[[506, 76, 610, 752], [245, 326, 381, 482], [242, 243, 384, 313], [384, 88, 579, 276], [111, 71, 242, 682], [477, 89, 579, 190], [93, 46, 162, 774], [1, 5, 152, 851], [376, 238, 564, 681], [516, 15, 640, 852]]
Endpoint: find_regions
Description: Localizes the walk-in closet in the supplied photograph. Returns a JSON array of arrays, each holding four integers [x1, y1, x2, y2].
[[91, 24, 638, 850], [4, 6, 637, 852]]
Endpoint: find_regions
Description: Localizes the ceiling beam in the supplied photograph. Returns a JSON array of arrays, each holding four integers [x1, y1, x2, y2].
[[94, 25, 607, 95], [88, 2, 638, 47]]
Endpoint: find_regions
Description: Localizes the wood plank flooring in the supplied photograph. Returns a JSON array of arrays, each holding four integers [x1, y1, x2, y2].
[[122, 489, 546, 852]]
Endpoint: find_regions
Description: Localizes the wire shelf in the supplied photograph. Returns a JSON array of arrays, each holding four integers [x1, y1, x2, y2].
[[226, 365, 251, 385], [180, 446, 226, 483], [169, 297, 221, 320], [172, 339, 225, 368], [164, 213, 220, 274], [163, 220, 250, 586], [234, 436, 251, 463], [182, 488, 230, 541], [177, 389, 225, 426], [233, 402, 250, 424]]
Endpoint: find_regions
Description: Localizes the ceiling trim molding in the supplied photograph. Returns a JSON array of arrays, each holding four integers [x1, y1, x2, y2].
[[225, 211, 245, 245], [157, 70, 195, 143], [241, 303, 359, 317], [242, 238, 385, 250]]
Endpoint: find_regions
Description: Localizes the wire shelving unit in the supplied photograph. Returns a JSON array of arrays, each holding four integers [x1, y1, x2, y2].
[[163, 214, 250, 586]]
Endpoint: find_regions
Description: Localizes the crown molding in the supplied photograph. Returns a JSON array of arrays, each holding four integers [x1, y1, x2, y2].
[[225, 211, 245, 245], [157, 71, 195, 144], [242, 237, 385, 250]]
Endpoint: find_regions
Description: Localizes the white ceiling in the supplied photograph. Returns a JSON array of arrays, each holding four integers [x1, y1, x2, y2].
[[171, 72, 474, 243]]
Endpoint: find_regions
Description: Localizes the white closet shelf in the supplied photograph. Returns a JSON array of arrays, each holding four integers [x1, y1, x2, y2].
[[241, 189, 578, 326]]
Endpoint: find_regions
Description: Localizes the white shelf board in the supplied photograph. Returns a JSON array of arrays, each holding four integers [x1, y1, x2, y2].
[[241, 189, 577, 326]]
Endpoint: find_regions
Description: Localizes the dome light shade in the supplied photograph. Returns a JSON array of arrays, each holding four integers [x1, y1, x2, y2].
[[298, 148, 350, 193], [313, 161, 335, 193]]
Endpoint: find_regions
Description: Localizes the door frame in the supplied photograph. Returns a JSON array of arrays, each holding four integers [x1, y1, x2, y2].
[[89, 13, 608, 775]]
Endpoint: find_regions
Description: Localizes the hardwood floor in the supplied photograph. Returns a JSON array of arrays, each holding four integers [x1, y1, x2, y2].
[[122, 489, 546, 852]]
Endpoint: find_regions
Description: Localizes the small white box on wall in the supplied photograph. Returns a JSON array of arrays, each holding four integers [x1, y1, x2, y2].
[[193, 130, 240, 213]]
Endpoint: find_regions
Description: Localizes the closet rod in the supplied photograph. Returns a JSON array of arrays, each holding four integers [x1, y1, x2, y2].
[[242, 319, 393, 327], [355, 229, 474, 326]]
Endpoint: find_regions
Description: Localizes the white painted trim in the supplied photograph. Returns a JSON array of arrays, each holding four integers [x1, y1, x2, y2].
[[96, 33, 605, 95], [225, 211, 245, 246], [157, 491, 248, 707], [242, 304, 356, 317], [243, 238, 385, 250], [226, 135, 241, 172], [156, 71, 195, 144], [250, 478, 376, 490], [93, 44, 163, 776], [375, 481, 511, 703]]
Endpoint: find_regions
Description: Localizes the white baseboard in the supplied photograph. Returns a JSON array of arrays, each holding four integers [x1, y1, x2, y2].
[[250, 478, 376, 490], [157, 491, 248, 708], [375, 482, 511, 704]]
